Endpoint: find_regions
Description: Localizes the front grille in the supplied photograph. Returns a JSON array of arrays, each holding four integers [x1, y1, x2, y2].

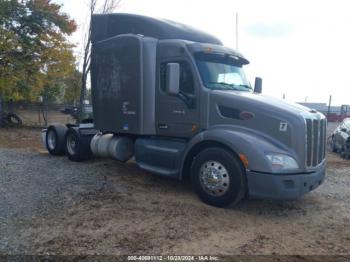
[[305, 118, 327, 167]]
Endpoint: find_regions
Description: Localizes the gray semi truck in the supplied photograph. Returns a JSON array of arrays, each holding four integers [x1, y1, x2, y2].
[[43, 13, 326, 207]]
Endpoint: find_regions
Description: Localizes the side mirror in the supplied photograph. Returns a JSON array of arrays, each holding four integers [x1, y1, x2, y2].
[[166, 63, 180, 95], [254, 77, 262, 94]]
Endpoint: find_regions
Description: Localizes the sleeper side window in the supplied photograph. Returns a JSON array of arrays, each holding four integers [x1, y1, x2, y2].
[[160, 61, 194, 95]]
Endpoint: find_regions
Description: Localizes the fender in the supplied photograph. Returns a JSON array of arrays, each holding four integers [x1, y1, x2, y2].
[[179, 125, 299, 179]]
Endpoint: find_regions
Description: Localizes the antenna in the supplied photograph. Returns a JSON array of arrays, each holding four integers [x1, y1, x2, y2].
[[327, 95, 332, 119]]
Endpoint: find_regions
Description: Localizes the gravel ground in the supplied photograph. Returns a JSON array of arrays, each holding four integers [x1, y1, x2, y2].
[[0, 125, 349, 256]]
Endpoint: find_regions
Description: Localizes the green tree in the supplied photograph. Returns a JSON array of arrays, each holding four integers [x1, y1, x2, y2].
[[0, 0, 77, 102], [63, 69, 82, 104]]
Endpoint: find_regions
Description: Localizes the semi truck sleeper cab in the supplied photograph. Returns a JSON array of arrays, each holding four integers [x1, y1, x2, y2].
[[43, 13, 326, 207]]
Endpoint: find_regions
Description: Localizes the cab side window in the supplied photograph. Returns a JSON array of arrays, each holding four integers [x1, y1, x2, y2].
[[160, 61, 194, 95]]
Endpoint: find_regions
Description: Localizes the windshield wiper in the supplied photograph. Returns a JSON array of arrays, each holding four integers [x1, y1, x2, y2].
[[208, 82, 239, 90], [208, 82, 251, 90], [236, 84, 252, 90]]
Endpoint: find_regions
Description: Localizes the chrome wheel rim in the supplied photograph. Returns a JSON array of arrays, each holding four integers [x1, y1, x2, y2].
[[66, 133, 77, 155], [47, 130, 56, 150], [199, 161, 230, 196]]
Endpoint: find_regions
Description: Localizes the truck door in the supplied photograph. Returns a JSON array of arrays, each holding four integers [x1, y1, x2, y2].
[[156, 59, 200, 138]]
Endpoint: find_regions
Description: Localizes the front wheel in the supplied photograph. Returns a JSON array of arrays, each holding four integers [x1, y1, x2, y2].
[[191, 147, 246, 207]]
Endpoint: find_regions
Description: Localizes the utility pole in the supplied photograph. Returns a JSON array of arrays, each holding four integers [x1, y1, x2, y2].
[[235, 13, 239, 50], [327, 95, 332, 119]]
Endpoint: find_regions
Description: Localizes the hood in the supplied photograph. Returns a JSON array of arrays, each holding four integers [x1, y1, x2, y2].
[[212, 90, 313, 117], [208, 90, 326, 172], [208, 90, 322, 154]]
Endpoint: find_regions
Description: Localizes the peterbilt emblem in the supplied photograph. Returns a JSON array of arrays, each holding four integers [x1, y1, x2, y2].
[[279, 122, 288, 132]]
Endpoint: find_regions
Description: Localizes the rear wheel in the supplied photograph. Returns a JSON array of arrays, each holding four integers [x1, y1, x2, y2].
[[191, 147, 246, 207], [46, 124, 67, 155], [65, 128, 92, 162]]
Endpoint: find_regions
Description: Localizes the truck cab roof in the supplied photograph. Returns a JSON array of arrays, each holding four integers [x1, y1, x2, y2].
[[91, 13, 249, 65], [91, 13, 222, 45]]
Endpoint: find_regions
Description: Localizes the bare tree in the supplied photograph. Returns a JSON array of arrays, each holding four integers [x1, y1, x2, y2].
[[78, 0, 122, 122]]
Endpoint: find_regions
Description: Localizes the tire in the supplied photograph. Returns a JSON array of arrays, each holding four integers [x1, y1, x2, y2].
[[46, 124, 67, 156], [65, 128, 92, 162], [6, 113, 22, 127], [190, 147, 246, 207]]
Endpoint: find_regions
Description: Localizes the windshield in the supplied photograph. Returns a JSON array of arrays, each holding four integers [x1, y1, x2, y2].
[[194, 53, 251, 91]]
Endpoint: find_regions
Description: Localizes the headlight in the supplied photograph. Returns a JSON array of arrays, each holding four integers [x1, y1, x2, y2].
[[265, 153, 299, 170]]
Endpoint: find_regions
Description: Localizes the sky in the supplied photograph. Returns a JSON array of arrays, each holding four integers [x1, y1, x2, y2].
[[55, 0, 350, 106]]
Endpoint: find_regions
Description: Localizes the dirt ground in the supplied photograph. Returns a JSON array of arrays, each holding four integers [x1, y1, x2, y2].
[[0, 125, 349, 257]]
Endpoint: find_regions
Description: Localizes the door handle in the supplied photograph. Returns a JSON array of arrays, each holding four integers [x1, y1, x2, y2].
[[177, 92, 196, 109]]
